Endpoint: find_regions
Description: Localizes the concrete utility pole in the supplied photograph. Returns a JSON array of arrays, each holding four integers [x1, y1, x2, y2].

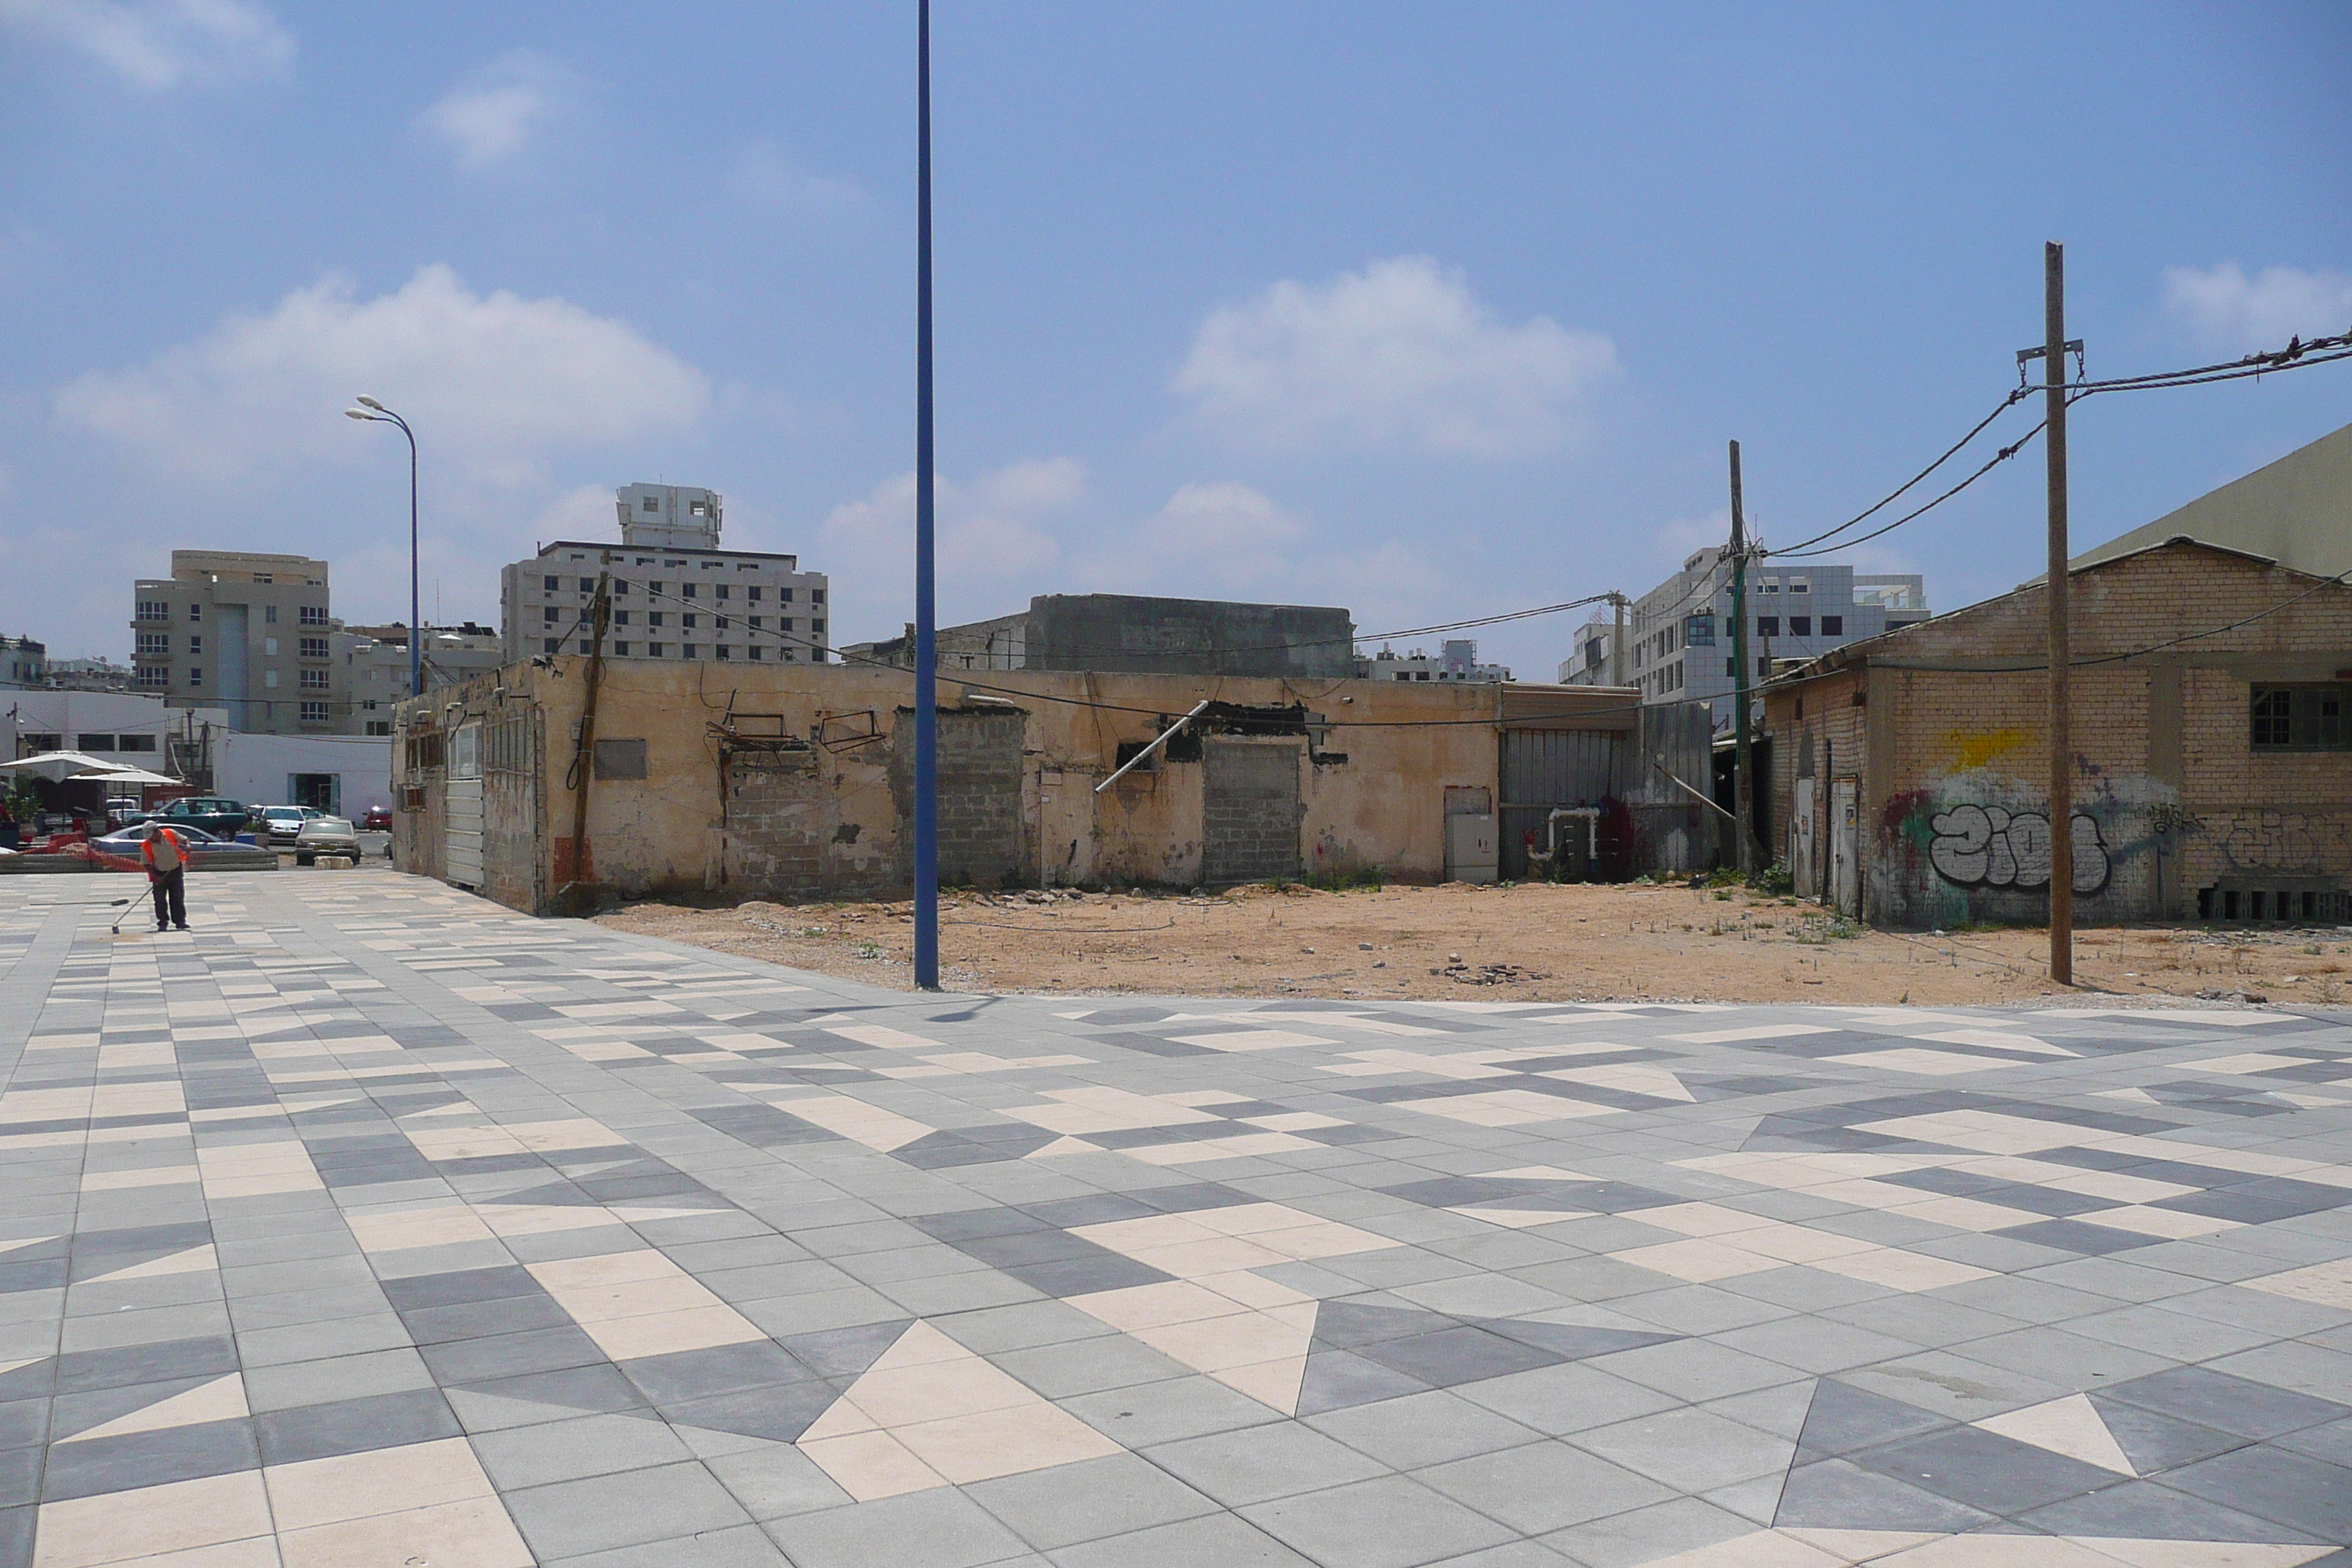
[[2042, 241, 2073, 984], [1728, 440, 1754, 875], [1610, 592, 1629, 687]]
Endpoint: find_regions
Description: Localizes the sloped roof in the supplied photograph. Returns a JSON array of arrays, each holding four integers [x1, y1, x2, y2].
[[2070, 418, 2352, 580]]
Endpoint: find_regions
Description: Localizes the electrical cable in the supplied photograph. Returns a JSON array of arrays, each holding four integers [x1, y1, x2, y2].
[[1769, 419, 2046, 559], [1764, 388, 2034, 558]]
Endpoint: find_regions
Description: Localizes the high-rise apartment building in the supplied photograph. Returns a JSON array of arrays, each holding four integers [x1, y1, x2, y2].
[[338, 622, 505, 735], [130, 551, 341, 734], [499, 484, 828, 668]]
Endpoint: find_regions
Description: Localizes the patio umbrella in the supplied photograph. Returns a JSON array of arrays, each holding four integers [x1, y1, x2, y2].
[[1, 751, 123, 781], [71, 767, 180, 788]]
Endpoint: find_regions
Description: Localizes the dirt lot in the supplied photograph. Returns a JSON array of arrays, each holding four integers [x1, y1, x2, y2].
[[597, 881, 2352, 1009]]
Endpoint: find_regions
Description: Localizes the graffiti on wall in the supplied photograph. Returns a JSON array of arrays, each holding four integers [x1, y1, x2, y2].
[[1929, 804, 2111, 894]]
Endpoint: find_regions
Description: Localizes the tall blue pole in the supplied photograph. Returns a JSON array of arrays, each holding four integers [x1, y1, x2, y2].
[[912, 0, 941, 989]]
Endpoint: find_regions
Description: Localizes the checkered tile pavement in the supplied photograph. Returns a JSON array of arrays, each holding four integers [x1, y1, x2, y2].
[[1, 867, 2350, 1566]]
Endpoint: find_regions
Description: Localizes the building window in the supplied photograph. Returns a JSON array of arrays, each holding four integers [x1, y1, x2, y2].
[[575, 578, 592, 592], [1757, 617, 1779, 637], [614, 610, 630, 626], [812, 589, 826, 604], [366, 721, 392, 736], [300, 636, 329, 659], [649, 612, 665, 628], [189, 603, 201, 622], [715, 616, 729, 630], [643, 495, 660, 512], [716, 644, 732, 660], [116, 734, 156, 753], [665, 559, 684, 568], [1758, 581, 1778, 595], [682, 584, 697, 600], [779, 618, 794, 633], [1684, 615, 1715, 647], [137, 630, 170, 656], [136, 665, 167, 688], [21, 733, 60, 752], [1726, 657, 1738, 677], [750, 645, 766, 661], [716, 584, 730, 601], [649, 643, 667, 657], [189, 636, 202, 656], [613, 579, 630, 595], [781, 648, 796, 662], [779, 587, 794, 603], [136, 600, 167, 622], [613, 641, 630, 657], [813, 619, 826, 636], [77, 734, 116, 752], [682, 614, 698, 630], [682, 644, 699, 660], [299, 701, 329, 724], [747, 587, 763, 603], [299, 668, 329, 690], [189, 668, 203, 686], [2252, 685, 2349, 751], [1789, 580, 1810, 594], [1823, 616, 1844, 636], [264, 669, 280, 688], [265, 604, 278, 625], [647, 581, 663, 597], [545, 638, 562, 655], [1790, 617, 1811, 637], [543, 607, 561, 624]]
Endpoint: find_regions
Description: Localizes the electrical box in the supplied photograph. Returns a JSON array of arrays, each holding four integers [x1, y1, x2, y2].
[[1445, 813, 1498, 884]]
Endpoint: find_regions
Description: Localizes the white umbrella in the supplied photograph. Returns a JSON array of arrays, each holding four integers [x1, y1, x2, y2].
[[1, 750, 124, 781], [72, 767, 180, 788]]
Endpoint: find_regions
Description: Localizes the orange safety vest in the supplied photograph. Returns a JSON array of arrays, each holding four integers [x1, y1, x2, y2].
[[143, 827, 186, 875]]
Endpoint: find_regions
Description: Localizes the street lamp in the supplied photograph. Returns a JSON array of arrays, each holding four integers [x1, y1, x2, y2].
[[345, 399, 421, 698]]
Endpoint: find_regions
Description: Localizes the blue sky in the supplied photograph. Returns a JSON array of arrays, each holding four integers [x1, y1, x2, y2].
[[1, 1, 2347, 672]]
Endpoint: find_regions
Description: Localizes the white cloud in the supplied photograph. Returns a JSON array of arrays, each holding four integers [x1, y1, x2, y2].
[[421, 53, 570, 170], [820, 459, 1084, 635], [1173, 255, 1618, 457], [1090, 481, 1310, 596], [0, 0, 290, 88], [729, 140, 866, 213], [2163, 263, 2352, 351], [56, 263, 710, 487]]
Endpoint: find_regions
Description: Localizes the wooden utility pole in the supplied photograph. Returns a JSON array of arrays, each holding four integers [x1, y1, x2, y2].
[[2043, 242, 2073, 984], [1729, 440, 1754, 874], [1610, 593, 1629, 687], [566, 566, 612, 913]]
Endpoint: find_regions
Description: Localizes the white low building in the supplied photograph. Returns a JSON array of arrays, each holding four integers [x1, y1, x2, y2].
[[213, 731, 394, 817], [2, 689, 228, 781]]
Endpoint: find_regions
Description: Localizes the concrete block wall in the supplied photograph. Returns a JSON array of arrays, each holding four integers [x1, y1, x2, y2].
[[1201, 738, 1305, 885], [889, 708, 1025, 888]]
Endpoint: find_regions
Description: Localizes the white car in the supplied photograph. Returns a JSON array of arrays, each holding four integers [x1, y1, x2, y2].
[[258, 805, 321, 846], [293, 814, 361, 865]]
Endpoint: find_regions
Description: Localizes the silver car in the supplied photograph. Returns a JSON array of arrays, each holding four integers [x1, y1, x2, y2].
[[293, 814, 361, 866], [257, 805, 320, 847]]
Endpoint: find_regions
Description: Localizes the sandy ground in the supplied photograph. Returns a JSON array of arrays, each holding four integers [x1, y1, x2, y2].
[[596, 881, 2352, 1009]]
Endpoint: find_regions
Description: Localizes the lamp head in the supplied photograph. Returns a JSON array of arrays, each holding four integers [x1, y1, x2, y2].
[[355, 395, 386, 412], [344, 408, 370, 421]]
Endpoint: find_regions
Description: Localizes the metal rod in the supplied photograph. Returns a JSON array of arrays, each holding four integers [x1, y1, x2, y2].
[[1649, 752, 1741, 825], [912, 0, 940, 990], [1729, 440, 1753, 872], [1094, 701, 1212, 794], [2044, 241, 2073, 985]]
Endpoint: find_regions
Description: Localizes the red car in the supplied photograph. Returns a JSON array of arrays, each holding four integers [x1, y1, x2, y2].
[[361, 804, 393, 831]]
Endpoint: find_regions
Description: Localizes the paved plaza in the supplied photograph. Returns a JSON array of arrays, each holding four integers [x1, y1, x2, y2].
[[1, 870, 2351, 1567]]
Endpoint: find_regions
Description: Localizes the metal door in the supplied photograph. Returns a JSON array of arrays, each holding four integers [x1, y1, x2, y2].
[[1499, 729, 1618, 879], [1829, 777, 1859, 918], [445, 723, 483, 889], [1790, 776, 1817, 900]]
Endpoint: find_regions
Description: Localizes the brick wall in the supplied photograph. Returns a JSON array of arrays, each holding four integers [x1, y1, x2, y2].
[[725, 746, 826, 896], [1767, 542, 2352, 927], [1201, 737, 1304, 885]]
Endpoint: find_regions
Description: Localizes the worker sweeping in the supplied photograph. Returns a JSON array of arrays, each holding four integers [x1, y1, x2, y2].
[[143, 823, 190, 932]]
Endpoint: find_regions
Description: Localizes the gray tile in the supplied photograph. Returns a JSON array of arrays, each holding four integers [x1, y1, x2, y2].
[[1240, 1474, 1518, 1568], [765, 1488, 1032, 1568], [473, 1411, 696, 1489], [505, 1460, 755, 1558], [2161, 1446, 2352, 1539], [1304, 1389, 1541, 1469], [255, 1387, 460, 1464], [1570, 1406, 1795, 1493], [1147, 1421, 1390, 1507], [1417, 1440, 1676, 1534], [1045, 1510, 1313, 1568], [37, 1416, 258, 1501], [546, 1521, 793, 1568], [966, 1452, 1218, 1550]]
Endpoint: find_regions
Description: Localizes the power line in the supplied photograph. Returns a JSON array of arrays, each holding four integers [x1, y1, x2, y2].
[[1765, 388, 2034, 558], [1769, 418, 2046, 559]]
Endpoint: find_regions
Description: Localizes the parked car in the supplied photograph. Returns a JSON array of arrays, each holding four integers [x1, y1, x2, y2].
[[149, 796, 250, 840], [257, 806, 322, 846], [361, 804, 393, 832], [105, 798, 146, 830], [293, 814, 361, 866], [91, 821, 241, 858]]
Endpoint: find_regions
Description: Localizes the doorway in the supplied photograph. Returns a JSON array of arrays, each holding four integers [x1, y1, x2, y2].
[[288, 773, 339, 814], [1829, 777, 1861, 918]]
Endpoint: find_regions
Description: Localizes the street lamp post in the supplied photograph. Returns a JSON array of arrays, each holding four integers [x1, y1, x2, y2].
[[344, 397, 421, 698]]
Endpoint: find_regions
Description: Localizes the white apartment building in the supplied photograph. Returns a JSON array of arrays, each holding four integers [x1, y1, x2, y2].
[[1619, 555, 1929, 734], [1558, 617, 1626, 686], [338, 622, 505, 736], [131, 551, 339, 734], [500, 484, 829, 668], [1356, 638, 1514, 683]]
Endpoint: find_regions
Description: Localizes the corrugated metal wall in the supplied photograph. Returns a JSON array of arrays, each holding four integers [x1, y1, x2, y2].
[[1499, 729, 1619, 879]]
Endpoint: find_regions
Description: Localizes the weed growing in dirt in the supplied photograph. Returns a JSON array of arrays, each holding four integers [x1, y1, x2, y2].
[[1306, 867, 1384, 892]]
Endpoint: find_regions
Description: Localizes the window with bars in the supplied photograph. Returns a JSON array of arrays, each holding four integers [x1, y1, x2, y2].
[[136, 600, 168, 622], [300, 637, 329, 659], [299, 606, 328, 626], [299, 701, 330, 723], [137, 631, 170, 656], [299, 669, 329, 690], [2252, 685, 2348, 751]]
